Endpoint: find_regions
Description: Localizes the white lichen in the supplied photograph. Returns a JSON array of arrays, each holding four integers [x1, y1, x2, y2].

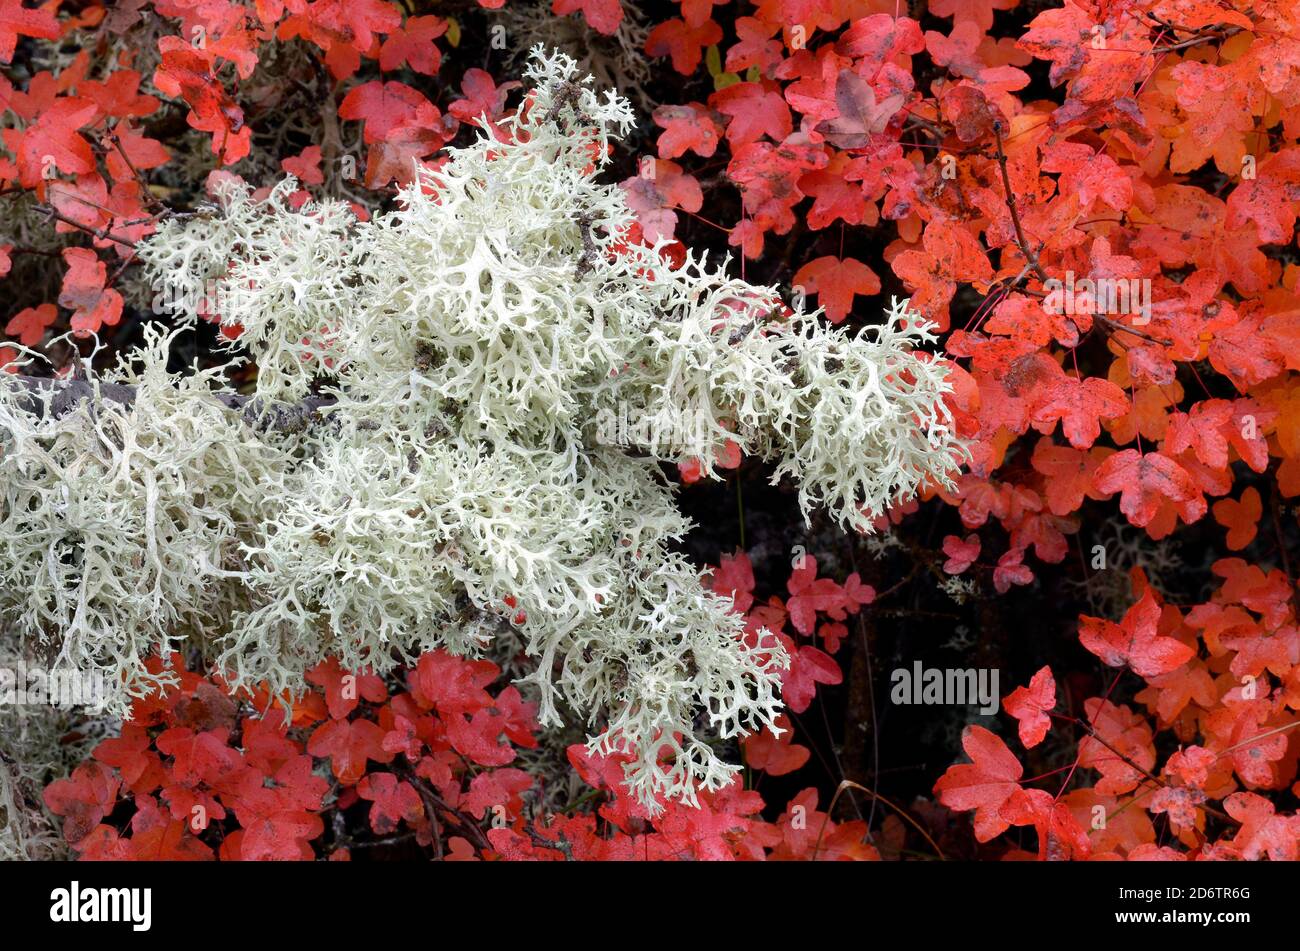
[[5, 49, 964, 810]]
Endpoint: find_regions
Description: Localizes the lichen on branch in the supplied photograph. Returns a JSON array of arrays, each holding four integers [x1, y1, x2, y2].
[[2, 49, 964, 809]]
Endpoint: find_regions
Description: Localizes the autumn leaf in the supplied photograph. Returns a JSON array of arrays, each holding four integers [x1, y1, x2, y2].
[[933, 725, 1022, 842], [1212, 487, 1262, 551], [1079, 588, 1194, 678], [1092, 449, 1199, 529], [5, 302, 56, 346], [58, 247, 124, 337], [941, 533, 980, 574], [792, 254, 880, 322], [0, 0, 59, 65], [1002, 666, 1055, 748]]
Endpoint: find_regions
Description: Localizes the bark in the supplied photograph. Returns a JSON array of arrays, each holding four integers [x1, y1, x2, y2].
[[2, 374, 334, 432]]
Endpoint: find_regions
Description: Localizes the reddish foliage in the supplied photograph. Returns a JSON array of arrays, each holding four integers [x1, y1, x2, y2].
[[8, 0, 1300, 861]]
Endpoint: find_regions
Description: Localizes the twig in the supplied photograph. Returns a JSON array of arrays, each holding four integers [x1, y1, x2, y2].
[[992, 124, 1048, 283], [3, 373, 334, 432]]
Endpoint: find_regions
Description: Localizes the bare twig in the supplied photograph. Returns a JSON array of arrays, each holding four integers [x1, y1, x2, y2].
[[3, 373, 334, 432]]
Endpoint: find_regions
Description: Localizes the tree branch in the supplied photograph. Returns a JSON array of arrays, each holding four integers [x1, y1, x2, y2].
[[3, 373, 334, 432]]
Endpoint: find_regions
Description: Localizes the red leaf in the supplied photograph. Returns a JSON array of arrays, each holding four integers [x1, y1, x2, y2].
[[5, 302, 56, 347], [741, 714, 810, 776], [357, 772, 424, 834], [646, 17, 722, 75], [782, 645, 842, 713], [307, 717, 393, 785], [378, 15, 447, 75], [792, 255, 880, 323], [44, 762, 120, 845], [1079, 589, 1194, 678], [1212, 487, 1262, 551], [1092, 449, 1199, 529], [652, 103, 720, 159], [933, 725, 1022, 842], [710, 81, 791, 147], [552, 0, 623, 35], [0, 0, 59, 64], [941, 533, 980, 574], [1002, 666, 1055, 748], [815, 70, 905, 150], [58, 247, 124, 337]]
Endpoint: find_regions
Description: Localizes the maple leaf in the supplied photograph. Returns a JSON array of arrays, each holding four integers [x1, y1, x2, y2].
[[933, 725, 1022, 842], [1213, 487, 1262, 551], [1002, 787, 1091, 860], [622, 158, 701, 243], [1079, 589, 1194, 678], [1078, 699, 1155, 796], [792, 255, 880, 323], [462, 768, 532, 820], [942, 84, 1003, 144], [836, 13, 925, 65], [993, 548, 1033, 593], [709, 81, 791, 147], [799, 150, 874, 230], [127, 802, 215, 860], [785, 555, 846, 634], [445, 709, 516, 766], [1224, 792, 1300, 861], [709, 550, 755, 615], [1031, 373, 1128, 450], [357, 772, 424, 834], [305, 657, 387, 720], [727, 138, 827, 241], [308, 717, 393, 785], [44, 762, 121, 845], [92, 723, 165, 796], [237, 810, 324, 860], [646, 17, 722, 75], [338, 80, 440, 143], [105, 126, 170, 182], [891, 218, 993, 329], [726, 16, 784, 74], [1225, 148, 1300, 244], [1092, 449, 1199, 529], [153, 42, 249, 164], [0, 0, 59, 65], [493, 686, 538, 749], [1031, 439, 1111, 516], [741, 714, 810, 776], [552, 0, 623, 35], [1163, 745, 1218, 791], [449, 69, 518, 132], [5, 302, 57, 347], [409, 649, 497, 715], [12, 96, 99, 188], [378, 15, 447, 75], [781, 645, 841, 713], [652, 103, 721, 159], [81, 69, 159, 118], [58, 247, 124, 337], [281, 144, 324, 185], [941, 533, 980, 574], [1169, 60, 1257, 175], [1002, 666, 1055, 748], [815, 70, 905, 150]]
